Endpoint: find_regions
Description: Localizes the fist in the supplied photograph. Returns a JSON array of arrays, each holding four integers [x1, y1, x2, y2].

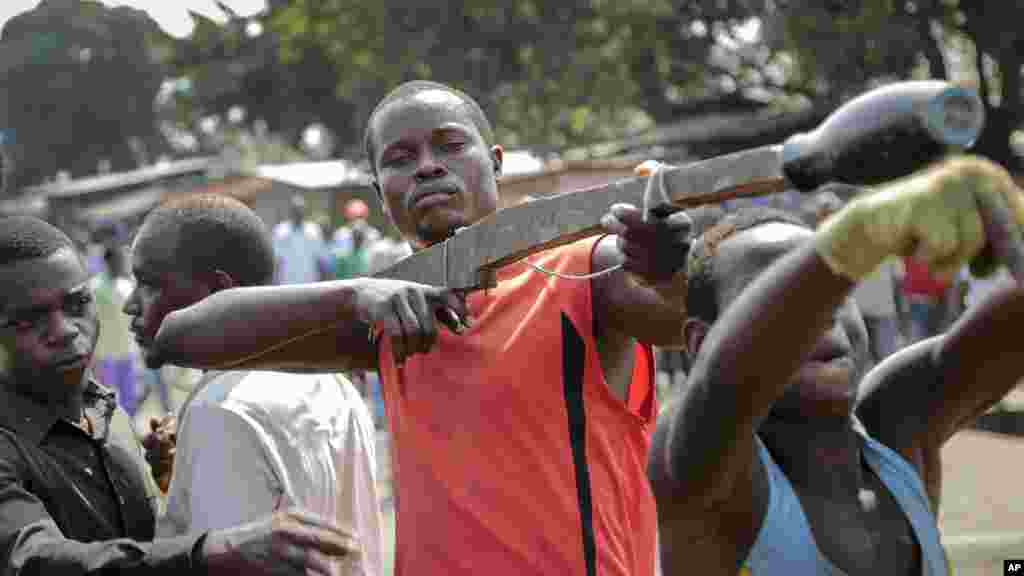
[[817, 155, 1024, 281], [355, 278, 471, 364], [142, 413, 176, 493], [600, 204, 693, 286]]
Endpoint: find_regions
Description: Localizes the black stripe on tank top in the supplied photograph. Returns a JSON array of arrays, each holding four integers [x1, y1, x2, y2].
[[562, 313, 596, 576]]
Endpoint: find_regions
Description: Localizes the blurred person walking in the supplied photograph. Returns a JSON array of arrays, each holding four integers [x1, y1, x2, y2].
[[332, 199, 381, 280], [92, 243, 140, 415], [901, 256, 959, 344], [273, 195, 325, 284], [853, 258, 905, 363]]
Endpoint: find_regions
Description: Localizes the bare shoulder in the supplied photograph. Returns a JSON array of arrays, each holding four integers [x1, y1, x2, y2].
[[855, 338, 941, 456], [655, 432, 769, 576]]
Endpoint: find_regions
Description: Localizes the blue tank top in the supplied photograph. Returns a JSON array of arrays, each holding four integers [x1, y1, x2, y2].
[[742, 432, 951, 575]]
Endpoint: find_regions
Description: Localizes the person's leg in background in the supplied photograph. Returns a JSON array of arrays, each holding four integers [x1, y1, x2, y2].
[[906, 297, 939, 345], [863, 314, 904, 364]]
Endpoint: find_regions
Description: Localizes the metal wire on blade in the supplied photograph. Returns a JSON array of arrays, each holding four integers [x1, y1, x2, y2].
[[525, 260, 623, 280], [525, 161, 664, 281]]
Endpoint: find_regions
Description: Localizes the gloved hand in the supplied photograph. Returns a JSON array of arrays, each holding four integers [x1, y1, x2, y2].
[[199, 508, 359, 576], [814, 155, 1024, 281]]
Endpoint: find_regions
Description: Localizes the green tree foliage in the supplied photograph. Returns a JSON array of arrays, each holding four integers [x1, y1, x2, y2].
[[165, 4, 351, 152], [0, 0, 171, 189], [259, 0, 1021, 164], [266, 0, 660, 150], [166, 1, 1022, 166]]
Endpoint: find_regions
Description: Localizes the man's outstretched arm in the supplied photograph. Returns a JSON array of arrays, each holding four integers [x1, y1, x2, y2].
[[153, 278, 469, 372], [650, 241, 853, 505]]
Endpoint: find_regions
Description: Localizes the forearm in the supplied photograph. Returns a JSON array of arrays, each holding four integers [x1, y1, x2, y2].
[[688, 244, 853, 434], [659, 244, 853, 501], [931, 280, 1024, 438], [5, 519, 204, 575], [594, 238, 689, 348], [153, 279, 373, 371], [614, 271, 689, 348]]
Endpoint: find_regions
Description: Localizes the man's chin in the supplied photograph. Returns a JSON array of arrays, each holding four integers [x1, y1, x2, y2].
[[779, 359, 860, 412], [415, 219, 465, 246]]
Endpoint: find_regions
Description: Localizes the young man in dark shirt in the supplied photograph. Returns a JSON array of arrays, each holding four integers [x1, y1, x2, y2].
[[0, 215, 356, 575]]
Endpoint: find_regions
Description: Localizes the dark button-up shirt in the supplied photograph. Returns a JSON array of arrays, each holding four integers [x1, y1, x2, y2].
[[0, 379, 203, 574]]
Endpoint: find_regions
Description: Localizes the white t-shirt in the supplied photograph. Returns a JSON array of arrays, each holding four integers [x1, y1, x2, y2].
[[273, 220, 325, 284], [158, 370, 383, 576]]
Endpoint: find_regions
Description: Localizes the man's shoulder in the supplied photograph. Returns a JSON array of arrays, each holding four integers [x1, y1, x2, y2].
[[204, 370, 362, 420]]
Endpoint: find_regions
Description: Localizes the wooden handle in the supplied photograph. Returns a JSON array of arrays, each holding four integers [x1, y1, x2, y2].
[[781, 81, 985, 191]]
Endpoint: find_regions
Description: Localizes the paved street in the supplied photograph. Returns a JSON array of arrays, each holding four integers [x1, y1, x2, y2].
[[940, 430, 1024, 575]]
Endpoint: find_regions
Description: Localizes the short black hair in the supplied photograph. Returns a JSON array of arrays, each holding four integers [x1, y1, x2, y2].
[[363, 80, 495, 175], [139, 194, 274, 287], [686, 206, 809, 324], [0, 216, 75, 267]]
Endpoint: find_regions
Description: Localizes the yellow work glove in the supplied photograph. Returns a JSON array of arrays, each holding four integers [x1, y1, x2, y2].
[[814, 155, 1024, 281]]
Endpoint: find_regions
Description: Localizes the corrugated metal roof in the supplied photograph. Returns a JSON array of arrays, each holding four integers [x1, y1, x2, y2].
[[23, 157, 214, 198], [253, 160, 372, 189]]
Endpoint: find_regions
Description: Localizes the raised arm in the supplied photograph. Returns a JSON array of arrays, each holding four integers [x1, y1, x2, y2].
[[650, 241, 853, 504], [152, 278, 469, 372], [857, 275, 1024, 465], [653, 155, 1024, 507]]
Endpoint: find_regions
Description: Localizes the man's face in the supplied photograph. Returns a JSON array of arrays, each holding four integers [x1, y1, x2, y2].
[[370, 90, 502, 248], [712, 222, 871, 417], [0, 248, 98, 402], [124, 224, 211, 368]]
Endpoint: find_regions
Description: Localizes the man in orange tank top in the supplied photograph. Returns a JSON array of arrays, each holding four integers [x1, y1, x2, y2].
[[146, 81, 694, 575]]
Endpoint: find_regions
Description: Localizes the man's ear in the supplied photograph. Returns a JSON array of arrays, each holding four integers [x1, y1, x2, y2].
[[683, 318, 709, 361], [490, 145, 504, 176], [208, 269, 236, 294]]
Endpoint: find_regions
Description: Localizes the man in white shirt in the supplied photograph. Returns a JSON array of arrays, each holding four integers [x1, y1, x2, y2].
[[124, 194, 384, 575], [273, 195, 326, 284]]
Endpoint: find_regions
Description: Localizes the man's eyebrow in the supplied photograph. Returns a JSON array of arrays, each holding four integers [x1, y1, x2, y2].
[[434, 125, 471, 137], [6, 282, 92, 316], [380, 138, 414, 155]]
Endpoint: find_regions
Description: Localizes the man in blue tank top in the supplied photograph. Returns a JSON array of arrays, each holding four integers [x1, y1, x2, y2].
[[650, 156, 1024, 575]]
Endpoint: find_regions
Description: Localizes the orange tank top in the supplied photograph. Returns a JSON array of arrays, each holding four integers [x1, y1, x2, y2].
[[378, 236, 657, 576]]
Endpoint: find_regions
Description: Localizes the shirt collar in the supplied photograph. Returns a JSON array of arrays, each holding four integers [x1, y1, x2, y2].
[[0, 377, 117, 445]]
